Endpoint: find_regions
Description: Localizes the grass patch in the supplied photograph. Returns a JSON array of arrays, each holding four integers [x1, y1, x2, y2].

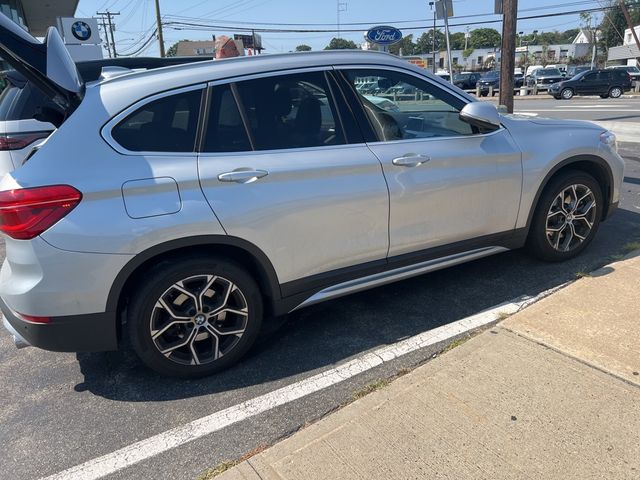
[[496, 311, 512, 321], [441, 337, 469, 353], [609, 254, 625, 262], [575, 271, 592, 278], [198, 445, 268, 479], [622, 241, 640, 254], [352, 378, 390, 400]]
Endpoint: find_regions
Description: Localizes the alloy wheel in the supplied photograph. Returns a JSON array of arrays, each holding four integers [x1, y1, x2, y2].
[[149, 274, 249, 366], [610, 87, 622, 98], [561, 88, 573, 100], [545, 184, 597, 252]]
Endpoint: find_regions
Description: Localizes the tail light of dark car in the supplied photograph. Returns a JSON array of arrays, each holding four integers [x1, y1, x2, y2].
[[0, 185, 82, 240], [0, 131, 52, 151]]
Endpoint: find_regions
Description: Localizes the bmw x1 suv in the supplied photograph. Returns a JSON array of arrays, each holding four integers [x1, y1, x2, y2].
[[0, 15, 624, 377]]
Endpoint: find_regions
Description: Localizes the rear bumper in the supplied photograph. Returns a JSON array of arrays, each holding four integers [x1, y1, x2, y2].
[[0, 296, 117, 352]]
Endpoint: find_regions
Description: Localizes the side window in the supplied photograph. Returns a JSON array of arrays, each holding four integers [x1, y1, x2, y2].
[[343, 69, 475, 142], [203, 84, 251, 152], [112, 89, 202, 152], [583, 73, 598, 82], [235, 71, 345, 150]]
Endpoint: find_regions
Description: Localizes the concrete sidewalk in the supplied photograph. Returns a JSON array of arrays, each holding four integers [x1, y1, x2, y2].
[[218, 252, 640, 480]]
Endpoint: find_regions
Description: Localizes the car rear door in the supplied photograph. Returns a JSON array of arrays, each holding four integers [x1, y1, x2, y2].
[[338, 67, 522, 258], [197, 68, 390, 290]]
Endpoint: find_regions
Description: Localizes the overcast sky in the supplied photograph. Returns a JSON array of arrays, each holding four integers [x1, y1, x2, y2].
[[76, 0, 604, 56]]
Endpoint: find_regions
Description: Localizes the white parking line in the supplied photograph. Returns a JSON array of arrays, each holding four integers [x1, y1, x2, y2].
[[41, 286, 564, 480]]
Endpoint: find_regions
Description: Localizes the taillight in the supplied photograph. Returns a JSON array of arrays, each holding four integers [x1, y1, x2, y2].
[[17, 312, 51, 324], [0, 131, 51, 151], [0, 185, 82, 240]]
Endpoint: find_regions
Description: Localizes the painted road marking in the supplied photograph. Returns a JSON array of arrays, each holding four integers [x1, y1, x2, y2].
[[41, 286, 565, 480]]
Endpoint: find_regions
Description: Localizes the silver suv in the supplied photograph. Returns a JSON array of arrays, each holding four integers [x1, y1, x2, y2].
[[0, 16, 624, 377]]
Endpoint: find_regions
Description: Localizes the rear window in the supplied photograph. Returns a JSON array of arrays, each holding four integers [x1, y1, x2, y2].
[[0, 85, 19, 120], [0, 82, 57, 122], [112, 89, 203, 152]]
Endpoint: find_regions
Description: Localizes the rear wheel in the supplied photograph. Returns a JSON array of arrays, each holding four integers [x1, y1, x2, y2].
[[560, 88, 574, 100], [127, 256, 263, 377], [599, 94, 609, 99], [527, 171, 603, 262], [609, 86, 623, 98]]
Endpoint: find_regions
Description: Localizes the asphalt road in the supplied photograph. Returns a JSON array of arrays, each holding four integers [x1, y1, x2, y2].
[[511, 96, 640, 122], [1, 141, 640, 479]]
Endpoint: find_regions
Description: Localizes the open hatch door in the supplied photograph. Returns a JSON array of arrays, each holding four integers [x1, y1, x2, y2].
[[0, 13, 83, 115]]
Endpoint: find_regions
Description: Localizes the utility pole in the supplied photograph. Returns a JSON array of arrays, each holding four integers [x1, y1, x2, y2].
[[499, 0, 518, 113], [429, 1, 436, 73], [619, 0, 640, 64], [154, 0, 166, 57], [97, 16, 112, 58], [97, 11, 120, 57]]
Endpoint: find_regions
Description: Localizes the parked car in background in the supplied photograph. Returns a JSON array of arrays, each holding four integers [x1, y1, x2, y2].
[[546, 64, 568, 75], [435, 71, 450, 81], [549, 68, 632, 99], [476, 71, 523, 96], [453, 72, 481, 90], [606, 65, 640, 86], [526, 67, 565, 91], [566, 65, 592, 78], [0, 56, 210, 178], [0, 15, 624, 377]]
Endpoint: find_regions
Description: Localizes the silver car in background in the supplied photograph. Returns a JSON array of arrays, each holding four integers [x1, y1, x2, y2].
[[0, 14, 624, 377]]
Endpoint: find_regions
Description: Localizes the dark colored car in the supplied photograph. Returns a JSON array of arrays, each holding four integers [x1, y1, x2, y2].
[[476, 71, 523, 96], [566, 65, 592, 78], [526, 68, 564, 91], [606, 65, 640, 86], [549, 69, 632, 100], [453, 72, 481, 89]]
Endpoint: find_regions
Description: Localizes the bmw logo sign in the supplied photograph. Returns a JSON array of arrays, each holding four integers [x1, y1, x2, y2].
[[71, 21, 92, 41]]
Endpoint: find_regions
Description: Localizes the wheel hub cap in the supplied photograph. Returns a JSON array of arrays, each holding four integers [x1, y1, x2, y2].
[[194, 314, 206, 325]]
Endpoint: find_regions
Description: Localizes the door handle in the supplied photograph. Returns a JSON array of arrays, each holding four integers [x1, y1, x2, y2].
[[218, 168, 269, 184], [392, 154, 430, 168]]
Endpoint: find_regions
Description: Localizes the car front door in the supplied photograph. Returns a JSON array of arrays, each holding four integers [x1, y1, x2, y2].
[[197, 69, 390, 290], [339, 68, 522, 258], [578, 72, 600, 95]]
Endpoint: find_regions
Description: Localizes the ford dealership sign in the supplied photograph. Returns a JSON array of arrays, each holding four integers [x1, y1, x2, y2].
[[366, 26, 403, 45]]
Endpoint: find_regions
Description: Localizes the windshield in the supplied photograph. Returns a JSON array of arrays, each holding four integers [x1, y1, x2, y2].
[[481, 72, 499, 80], [454, 73, 471, 80], [619, 66, 640, 73], [537, 68, 562, 76]]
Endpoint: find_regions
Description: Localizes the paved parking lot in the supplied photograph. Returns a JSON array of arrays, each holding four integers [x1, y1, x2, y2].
[[1, 137, 639, 480]]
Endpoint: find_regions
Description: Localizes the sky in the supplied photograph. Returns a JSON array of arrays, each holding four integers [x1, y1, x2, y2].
[[75, 0, 606, 57]]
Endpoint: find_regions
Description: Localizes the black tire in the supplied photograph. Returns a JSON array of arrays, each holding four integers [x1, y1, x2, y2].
[[560, 88, 574, 100], [527, 170, 603, 262], [480, 92, 488, 97], [553, 95, 561, 100], [127, 256, 263, 378], [599, 94, 609, 99], [609, 86, 623, 98]]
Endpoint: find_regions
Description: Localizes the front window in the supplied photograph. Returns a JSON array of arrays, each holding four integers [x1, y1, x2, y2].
[[537, 68, 562, 76], [343, 69, 475, 142]]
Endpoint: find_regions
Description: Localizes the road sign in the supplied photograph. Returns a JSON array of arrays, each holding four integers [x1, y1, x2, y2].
[[435, 0, 453, 20], [515, 46, 528, 52], [366, 26, 403, 45]]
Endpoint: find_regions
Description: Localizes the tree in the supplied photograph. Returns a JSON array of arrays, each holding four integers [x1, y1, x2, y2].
[[469, 28, 501, 48], [462, 47, 475, 60], [598, 0, 640, 49], [450, 32, 466, 50], [325, 38, 359, 50], [166, 40, 189, 57], [560, 28, 580, 44], [415, 30, 445, 53], [295, 44, 312, 51], [389, 34, 415, 55]]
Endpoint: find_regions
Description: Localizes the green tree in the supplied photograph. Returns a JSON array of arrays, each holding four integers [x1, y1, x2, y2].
[[462, 47, 475, 60], [598, 0, 640, 48], [389, 34, 415, 55], [450, 32, 466, 50], [415, 30, 445, 53], [469, 28, 501, 48], [325, 38, 359, 50], [559, 28, 580, 44], [295, 44, 312, 51], [166, 40, 188, 57]]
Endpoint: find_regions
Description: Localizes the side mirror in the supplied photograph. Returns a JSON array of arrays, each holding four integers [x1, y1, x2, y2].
[[460, 102, 501, 131]]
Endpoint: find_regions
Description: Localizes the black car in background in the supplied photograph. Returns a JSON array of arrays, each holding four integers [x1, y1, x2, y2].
[[566, 65, 592, 78], [453, 72, 481, 89], [476, 71, 524, 96], [549, 68, 632, 99]]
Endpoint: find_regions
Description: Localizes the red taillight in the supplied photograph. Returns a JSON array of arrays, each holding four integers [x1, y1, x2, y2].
[[0, 185, 82, 240], [0, 131, 51, 151], [17, 313, 51, 324]]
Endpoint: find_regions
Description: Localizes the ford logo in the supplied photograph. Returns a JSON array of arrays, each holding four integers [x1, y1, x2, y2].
[[366, 26, 402, 46]]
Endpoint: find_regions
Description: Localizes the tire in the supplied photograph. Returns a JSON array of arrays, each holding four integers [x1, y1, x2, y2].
[[553, 95, 561, 100], [599, 94, 609, 99], [480, 92, 488, 97], [527, 170, 603, 262], [560, 88, 574, 100], [609, 86, 623, 98], [127, 256, 263, 378]]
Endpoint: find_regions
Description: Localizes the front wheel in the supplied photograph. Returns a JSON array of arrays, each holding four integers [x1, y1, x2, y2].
[[560, 88, 574, 100], [527, 171, 603, 262], [609, 86, 623, 98], [600, 94, 609, 99], [127, 256, 263, 377]]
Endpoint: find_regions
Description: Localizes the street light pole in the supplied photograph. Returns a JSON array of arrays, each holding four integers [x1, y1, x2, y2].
[[429, 1, 436, 73]]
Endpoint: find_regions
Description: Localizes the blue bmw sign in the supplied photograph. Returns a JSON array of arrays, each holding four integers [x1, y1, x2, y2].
[[366, 26, 403, 45], [71, 21, 92, 41]]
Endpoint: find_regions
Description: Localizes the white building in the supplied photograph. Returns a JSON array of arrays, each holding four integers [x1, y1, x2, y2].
[[607, 25, 640, 67]]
